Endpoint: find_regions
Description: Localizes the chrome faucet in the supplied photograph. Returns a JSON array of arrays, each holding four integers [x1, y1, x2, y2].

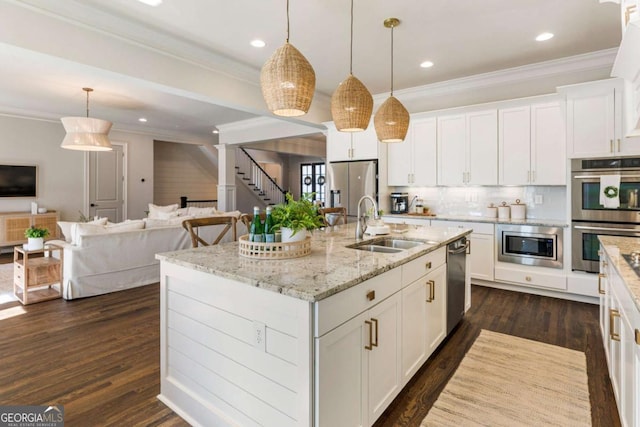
[[356, 195, 379, 240]]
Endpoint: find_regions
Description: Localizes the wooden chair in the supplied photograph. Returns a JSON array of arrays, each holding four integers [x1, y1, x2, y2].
[[182, 216, 237, 248], [318, 207, 348, 226]]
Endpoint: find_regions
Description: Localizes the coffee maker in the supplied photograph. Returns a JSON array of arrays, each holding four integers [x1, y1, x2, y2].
[[390, 192, 409, 214]]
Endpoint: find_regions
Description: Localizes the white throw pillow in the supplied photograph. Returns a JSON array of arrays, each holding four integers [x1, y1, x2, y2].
[[63, 218, 109, 243], [105, 219, 145, 232], [188, 206, 217, 217], [145, 216, 192, 228], [70, 223, 108, 244], [148, 203, 179, 219]]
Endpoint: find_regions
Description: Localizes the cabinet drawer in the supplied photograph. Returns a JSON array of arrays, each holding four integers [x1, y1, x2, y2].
[[314, 268, 401, 337], [402, 248, 446, 287], [430, 220, 494, 235], [495, 266, 566, 290]]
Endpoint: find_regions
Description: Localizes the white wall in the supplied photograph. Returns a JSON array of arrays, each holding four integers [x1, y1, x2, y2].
[[153, 140, 217, 207], [0, 115, 154, 221]]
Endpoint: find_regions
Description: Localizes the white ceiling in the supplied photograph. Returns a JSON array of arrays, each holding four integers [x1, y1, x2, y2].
[[0, 0, 623, 141]]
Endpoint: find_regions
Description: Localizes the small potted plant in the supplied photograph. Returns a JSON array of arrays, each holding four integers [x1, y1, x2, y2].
[[271, 193, 324, 242], [24, 226, 49, 250]]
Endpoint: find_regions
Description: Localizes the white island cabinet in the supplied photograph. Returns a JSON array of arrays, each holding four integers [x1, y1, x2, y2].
[[157, 225, 469, 427], [599, 236, 640, 427]]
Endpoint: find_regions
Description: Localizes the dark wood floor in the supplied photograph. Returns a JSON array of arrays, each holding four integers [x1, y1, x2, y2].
[[0, 253, 619, 426]]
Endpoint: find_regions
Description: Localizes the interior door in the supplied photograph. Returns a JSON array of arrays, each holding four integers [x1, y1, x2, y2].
[[89, 144, 124, 222]]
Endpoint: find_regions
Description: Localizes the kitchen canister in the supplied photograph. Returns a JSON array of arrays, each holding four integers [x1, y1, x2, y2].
[[511, 199, 526, 220], [497, 201, 510, 219], [484, 203, 498, 218]]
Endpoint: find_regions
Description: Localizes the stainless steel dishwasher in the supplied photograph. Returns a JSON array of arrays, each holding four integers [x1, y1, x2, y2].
[[446, 236, 468, 334]]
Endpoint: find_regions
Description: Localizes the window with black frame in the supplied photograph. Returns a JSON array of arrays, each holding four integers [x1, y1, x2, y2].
[[300, 162, 326, 205]]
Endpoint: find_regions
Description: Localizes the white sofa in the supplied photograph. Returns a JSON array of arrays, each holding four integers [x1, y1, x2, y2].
[[50, 213, 245, 300]]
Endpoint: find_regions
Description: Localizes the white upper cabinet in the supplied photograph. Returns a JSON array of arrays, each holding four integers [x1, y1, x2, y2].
[[531, 102, 566, 185], [563, 79, 640, 158], [499, 101, 565, 185], [438, 110, 497, 185], [437, 114, 466, 186], [387, 117, 437, 186], [499, 105, 530, 185], [326, 122, 378, 162]]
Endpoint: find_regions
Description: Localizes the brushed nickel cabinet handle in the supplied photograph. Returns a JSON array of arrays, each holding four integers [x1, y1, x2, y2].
[[365, 320, 373, 350], [610, 139, 614, 153], [371, 318, 378, 347], [425, 261, 432, 270], [609, 309, 621, 341], [426, 280, 435, 302], [636, 328, 640, 345], [598, 273, 606, 295], [466, 240, 471, 255], [617, 139, 621, 152], [366, 290, 375, 301], [525, 276, 532, 282]]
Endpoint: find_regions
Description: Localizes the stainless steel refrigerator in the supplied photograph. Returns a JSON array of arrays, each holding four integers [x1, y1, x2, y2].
[[328, 160, 378, 217]]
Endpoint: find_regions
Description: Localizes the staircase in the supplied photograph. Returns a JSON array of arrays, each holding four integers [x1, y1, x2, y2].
[[235, 147, 286, 205]]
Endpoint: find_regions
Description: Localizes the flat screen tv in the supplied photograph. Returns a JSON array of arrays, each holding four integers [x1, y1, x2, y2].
[[0, 165, 37, 198]]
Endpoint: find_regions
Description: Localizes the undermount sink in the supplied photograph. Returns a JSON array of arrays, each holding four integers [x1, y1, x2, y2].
[[348, 237, 428, 253], [351, 245, 405, 254], [371, 238, 426, 250]]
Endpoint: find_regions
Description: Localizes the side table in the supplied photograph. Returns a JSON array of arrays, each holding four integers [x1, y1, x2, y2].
[[13, 244, 63, 305]]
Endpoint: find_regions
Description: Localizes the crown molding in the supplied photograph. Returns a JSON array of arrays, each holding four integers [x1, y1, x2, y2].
[[374, 48, 618, 103], [9, 0, 261, 86]]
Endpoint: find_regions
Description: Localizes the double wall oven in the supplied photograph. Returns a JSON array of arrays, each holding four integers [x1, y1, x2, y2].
[[572, 157, 640, 273]]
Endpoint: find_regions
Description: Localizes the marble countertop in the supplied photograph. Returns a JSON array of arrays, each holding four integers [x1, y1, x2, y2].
[[156, 223, 471, 302], [383, 213, 568, 228], [598, 236, 640, 313]]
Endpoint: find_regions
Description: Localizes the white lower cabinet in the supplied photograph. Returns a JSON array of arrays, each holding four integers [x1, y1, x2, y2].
[[316, 292, 401, 427], [401, 263, 447, 383], [600, 245, 640, 427], [430, 220, 494, 282], [316, 247, 450, 427]]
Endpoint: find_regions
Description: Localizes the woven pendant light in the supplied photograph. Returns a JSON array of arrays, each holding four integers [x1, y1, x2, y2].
[[261, 0, 316, 117], [61, 88, 113, 151], [374, 18, 410, 143], [331, 0, 373, 132]]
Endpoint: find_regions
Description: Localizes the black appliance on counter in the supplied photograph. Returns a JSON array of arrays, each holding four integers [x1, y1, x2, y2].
[[390, 192, 409, 214]]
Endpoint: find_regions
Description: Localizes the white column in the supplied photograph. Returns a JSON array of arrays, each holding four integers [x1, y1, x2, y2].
[[215, 144, 236, 212]]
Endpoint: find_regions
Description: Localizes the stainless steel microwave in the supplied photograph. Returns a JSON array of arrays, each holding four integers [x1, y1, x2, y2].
[[497, 224, 563, 269]]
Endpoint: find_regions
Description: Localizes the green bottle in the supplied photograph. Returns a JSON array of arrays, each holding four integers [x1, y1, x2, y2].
[[264, 206, 275, 243], [249, 206, 264, 242]]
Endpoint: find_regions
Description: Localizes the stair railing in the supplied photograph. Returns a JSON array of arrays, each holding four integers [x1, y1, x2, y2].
[[236, 147, 286, 205]]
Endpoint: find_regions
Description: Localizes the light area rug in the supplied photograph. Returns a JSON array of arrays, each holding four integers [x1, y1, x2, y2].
[[0, 263, 17, 302], [422, 329, 591, 427]]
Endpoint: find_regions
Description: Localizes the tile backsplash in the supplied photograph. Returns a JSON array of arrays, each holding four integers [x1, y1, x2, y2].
[[403, 186, 566, 220]]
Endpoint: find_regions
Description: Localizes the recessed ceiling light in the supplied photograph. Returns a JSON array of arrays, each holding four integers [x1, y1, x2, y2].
[[137, 0, 163, 6], [535, 32, 554, 42], [250, 39, 266, 48], [212, 129, 219, 134], [420, 61, 434, 69], [138, 117, 147, 123]]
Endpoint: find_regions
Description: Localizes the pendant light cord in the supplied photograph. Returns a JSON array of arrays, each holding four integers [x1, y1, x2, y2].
[[390, 24, 394, 96], [85, 90, 90, 118], [349, 0, 353, 75], [286, 0, 290, 43]]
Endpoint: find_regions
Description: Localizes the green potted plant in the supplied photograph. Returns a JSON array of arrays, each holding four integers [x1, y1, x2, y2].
[[24, 226, 49, 250], [271, 193, 324, 242]]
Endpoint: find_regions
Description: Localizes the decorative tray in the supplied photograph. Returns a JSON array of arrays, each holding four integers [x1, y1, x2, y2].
[[238, 234, 311, 259]]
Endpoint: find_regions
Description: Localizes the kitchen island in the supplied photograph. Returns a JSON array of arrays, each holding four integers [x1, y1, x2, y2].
[[156, 224, 471, 427], [598, 236, 640, 427]]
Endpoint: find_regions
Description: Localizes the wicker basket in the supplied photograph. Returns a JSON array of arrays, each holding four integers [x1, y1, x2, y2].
[[238, 234, 311, 259]]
